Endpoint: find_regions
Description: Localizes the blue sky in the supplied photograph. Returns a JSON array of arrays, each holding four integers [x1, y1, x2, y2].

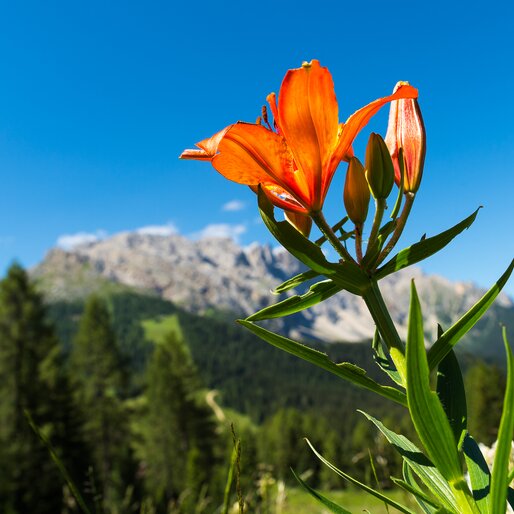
[[0, 0, 513, 296]]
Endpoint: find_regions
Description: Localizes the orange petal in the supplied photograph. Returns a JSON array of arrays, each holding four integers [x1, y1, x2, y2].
[[259, 183, 308, 214], [332, 84, 419, 165], [180, 126, 232, 160], [277, 60, 339, 209], [212, 123, 299, 194]]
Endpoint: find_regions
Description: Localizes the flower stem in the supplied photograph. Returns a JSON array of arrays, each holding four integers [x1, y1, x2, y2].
[[366, 198, 386, 255], [355, 224, 363, 263], [363, 280, 406, 384], [376, 192, 415, 266], [311, 211, 356, 263]]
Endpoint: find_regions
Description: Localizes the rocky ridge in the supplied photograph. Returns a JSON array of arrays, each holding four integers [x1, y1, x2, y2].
[[33, 232, 514, 358]]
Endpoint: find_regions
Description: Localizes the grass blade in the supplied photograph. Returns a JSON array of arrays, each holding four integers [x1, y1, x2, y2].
[[292, 469, 353, 514], [25, 410, 92, 514], [305, 439, 418, 514], [490, 327, 514, 514]]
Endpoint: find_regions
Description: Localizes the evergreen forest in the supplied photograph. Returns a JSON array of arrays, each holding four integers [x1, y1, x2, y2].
[[0, 263, 506, 513]]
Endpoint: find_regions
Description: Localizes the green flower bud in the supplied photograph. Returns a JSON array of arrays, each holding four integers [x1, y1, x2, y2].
[[365, 133, 395, 199], [344, 157, 370, 226]]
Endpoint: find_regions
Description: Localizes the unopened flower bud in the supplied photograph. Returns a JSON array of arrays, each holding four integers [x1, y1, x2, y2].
[[344, 157, 370, 226], [365, 133, 395, 199], [284, 210, 312, 238], [385, 81, 426, 193]]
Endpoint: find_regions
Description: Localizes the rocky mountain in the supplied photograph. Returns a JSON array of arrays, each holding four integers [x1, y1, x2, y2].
[[33, 232, 514, 360]]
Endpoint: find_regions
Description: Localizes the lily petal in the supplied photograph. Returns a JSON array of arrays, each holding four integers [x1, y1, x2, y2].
[[212, 123, 304, 201], [332, 84, 419, 165], [180, 126, 231, 161], [254, 184, 308, 214], [277, 60, 339, 210]]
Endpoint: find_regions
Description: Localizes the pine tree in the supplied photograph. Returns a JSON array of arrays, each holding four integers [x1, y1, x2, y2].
[[135, 331, 218, 512], [0, 263, 65, 513], [466, 361, 506, 445], [69, 295, 132, 509]]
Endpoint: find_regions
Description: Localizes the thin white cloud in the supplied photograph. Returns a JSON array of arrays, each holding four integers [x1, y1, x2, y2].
[[193, 223, 247, 242], [222, 200, 246, 212], [57, 230, 107, 250], [136, 222, 178, 237]]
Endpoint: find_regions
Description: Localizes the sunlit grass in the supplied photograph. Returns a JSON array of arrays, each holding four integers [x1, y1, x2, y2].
[[278, 486, 422, 514], [142, 314, 182, 343]]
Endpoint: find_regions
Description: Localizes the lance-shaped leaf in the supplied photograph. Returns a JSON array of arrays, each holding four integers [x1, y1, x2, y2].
[[462, 433, 491, 513], [248, 279, 342, 321], [238, 320, 407, 406], [406, 283, 479, 513], [401, 461, 448, 514], [391, 476, 441, 512], [428, 259, 514, 370], [292, 470, 353, 514], [360, 411, 459, 512], [406, 283, 463, 480], [273, 269, 320, 294], [490, 327, 514, 514], [436, 346, 467, 445], [372, 330, 403, 386], [375, 208, 480, 280], [258, 188, 370, 295], [305, 439, 418, 514], [258, 187, 335, 274]]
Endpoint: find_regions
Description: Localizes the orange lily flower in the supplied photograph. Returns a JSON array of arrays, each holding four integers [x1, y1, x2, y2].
[[181, 60, 418, 213], [385, 81, 426, 193]]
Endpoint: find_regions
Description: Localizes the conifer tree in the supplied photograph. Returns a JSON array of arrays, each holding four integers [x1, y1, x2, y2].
[[135, 331, 218, 512], [465, 361, 506, 445], [69, 295, 132, 509], [0, 263, 64, 513]]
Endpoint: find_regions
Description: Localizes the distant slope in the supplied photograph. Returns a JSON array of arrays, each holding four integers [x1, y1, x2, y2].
[[47, 290, 494, 429], [35, 232, 514, 361]]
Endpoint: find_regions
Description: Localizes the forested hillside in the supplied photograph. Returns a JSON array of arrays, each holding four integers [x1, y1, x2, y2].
[[0, 266, 507, 513]]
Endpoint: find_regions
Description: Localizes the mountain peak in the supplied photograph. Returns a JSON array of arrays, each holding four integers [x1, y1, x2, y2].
[[33, 230, 513, 360]]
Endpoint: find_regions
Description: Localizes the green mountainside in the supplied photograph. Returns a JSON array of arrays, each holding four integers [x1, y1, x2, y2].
[[47, 289, 490, 428]]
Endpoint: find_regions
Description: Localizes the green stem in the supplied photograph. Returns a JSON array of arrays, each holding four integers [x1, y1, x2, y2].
[[363, 280, 407, 384], [366, 198, 386, 255], [355, 224, 363, 263], [314, 216, 348, 246], [311, 211, 356, 263], [376, 193, 415, 266]]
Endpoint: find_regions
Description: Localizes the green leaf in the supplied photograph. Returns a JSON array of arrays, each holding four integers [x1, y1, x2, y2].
[[490, 327, 514, 514], [258, 188, 335, 275], [292, 469, 353, 514], [372, 330, 404, 386], [360, 412, 459, 512], [273, 270, 320, 294], [402, 461, 447, 514], [406, 283, 479, 513], [391, 476, 441, 510], [462, 433, 491, 513], [248, 279, 342, 321], [375, 208, 481, 280], [258, 189, 370, 295], [237, 320, 407, 406], [436, 348, 467, 445], [406, 282, 465, 482], [305, 439, 418, 514], [427, 259, 514, 370]]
